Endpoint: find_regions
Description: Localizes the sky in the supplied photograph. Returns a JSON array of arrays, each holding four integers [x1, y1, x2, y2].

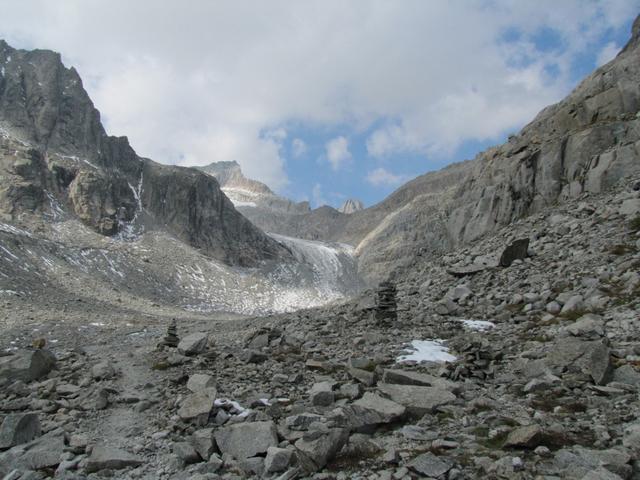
[[0, 1, 638, 209]]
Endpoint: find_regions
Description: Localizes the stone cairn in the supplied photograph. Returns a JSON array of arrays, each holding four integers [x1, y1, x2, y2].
[[159, 320, 179, 348], [443, 339, 502, 381], [375, 281, 398, 325]]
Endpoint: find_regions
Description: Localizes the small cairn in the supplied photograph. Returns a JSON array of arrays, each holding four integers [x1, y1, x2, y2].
[[159, 320, 179, 348], [443, 339, 502, 381], [375, 281, 398, 325]]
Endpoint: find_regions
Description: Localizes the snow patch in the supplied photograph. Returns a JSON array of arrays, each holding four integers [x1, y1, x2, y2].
[[230, 199, 258, 208], [397, 340, 456, 363], [460, 320, 495, 331]]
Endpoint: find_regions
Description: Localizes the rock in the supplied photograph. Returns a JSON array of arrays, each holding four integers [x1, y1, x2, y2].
[[545, 338, 613, 385], [377, 384, 455, 416], [187, 374, 216, 393], [619, 198, 640, 216], [264, 447, 293, 473], [178, 333, 208, 356], [560, 295, 584, 315], [348, 367, 377, 386], [309, 382, 335, 407], [178, 392, 215, 425], [504, 425, 544, 449], [335, 392, 405, 432], [623, 422, 640, 457], [546, 301, 562, 314], [191, 428, 215, 460], [552, 446, 631, 479], [582, 468, 624, 480], [382, 369, 457, 391], [564, 314, 605, 338], [499, 238, 530, 267], [285, 413, 324, 431], [173, 441, 200, 464], [0, 350, 56, 383], [91, 361, 115, 380], [447, 284, 472, 301], [295, 427, 349, 472], [613, 365, 640, 386], [86, 444, 143, 473], [339, 383, 363, 400], [240, 349, 267, 364], [408, 452, 453, 477], [214, 421, 278, 460], [0, 414, 41, 450]]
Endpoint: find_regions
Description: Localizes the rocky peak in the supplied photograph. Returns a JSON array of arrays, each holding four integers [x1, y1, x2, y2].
[[0, 40, 289, 267], [199, 161, 274, 197], [338, 198, 364, 214]]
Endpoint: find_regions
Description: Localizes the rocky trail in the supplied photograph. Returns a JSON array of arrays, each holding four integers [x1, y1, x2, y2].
[[2, 176, 640, 479]]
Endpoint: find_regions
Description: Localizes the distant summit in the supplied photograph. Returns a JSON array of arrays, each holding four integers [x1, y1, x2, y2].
[[338, 198, 364, 214], [198, 161, 310, 213]]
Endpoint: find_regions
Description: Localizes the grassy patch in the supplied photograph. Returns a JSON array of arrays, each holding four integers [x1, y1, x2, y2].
[[151, 361, 170, 371], [559, 309, 588, 321], [609, 244, 637, 255]]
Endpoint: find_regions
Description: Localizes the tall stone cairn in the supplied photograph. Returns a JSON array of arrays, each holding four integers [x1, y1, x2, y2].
[[160, 320, 179, 348], [375, 281, 398, 325]]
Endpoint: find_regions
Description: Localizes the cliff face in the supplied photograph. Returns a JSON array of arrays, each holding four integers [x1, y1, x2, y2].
[[447, 18, 640, 246], [0, 40, 289, 266]]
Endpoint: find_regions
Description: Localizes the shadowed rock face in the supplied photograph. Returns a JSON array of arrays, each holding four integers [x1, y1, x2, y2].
[[0, 40, 289, 266]]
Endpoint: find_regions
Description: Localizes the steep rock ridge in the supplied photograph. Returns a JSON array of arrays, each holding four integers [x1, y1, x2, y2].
[[446, 18, 640, 246], [340, 18, 640, 283], [338, 198, 364, 214], [0, 40, 288, 266]]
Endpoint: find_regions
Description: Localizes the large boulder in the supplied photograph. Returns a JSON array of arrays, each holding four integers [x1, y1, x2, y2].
[[214, 421, 278, 460], [0, 413, 41, 450], [0, 349, 56, 383], [333, 393, 405, 432], [545, 338, 613, 385], [86, 445, 143, 473], [295, 427, 349, 472], [377, 384, 456, 416], [178, 392, 216, 425], [178, 333, 208, 356]]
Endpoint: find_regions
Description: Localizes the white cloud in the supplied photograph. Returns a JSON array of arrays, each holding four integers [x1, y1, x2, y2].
[[596, 41, 620, 66], [365, 168, 409, 187], [291, 138, 307, 157], [325, 136, 351, 170], [0, 0, 637, 188], [312, 183, 326, 207]]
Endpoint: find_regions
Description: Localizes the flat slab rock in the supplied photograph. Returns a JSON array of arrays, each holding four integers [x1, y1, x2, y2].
[[214, 421, 278, 460], [377, 383, 456, 416], [382, 368, 458, 392], [408, 452, 453, 477], [86, 445, 143, 473], [337, 392, 406, 432]]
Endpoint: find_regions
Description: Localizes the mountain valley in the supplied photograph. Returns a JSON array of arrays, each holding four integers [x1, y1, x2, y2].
[[0, 13, 640, 480]]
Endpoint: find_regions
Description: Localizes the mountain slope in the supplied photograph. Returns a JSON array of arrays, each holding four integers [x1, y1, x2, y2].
[[0, 40, 288, 267], [250, 17, 640, 283]]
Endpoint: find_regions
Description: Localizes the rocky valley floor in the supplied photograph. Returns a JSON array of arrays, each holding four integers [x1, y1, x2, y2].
[[2, 176, 640, 480]]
